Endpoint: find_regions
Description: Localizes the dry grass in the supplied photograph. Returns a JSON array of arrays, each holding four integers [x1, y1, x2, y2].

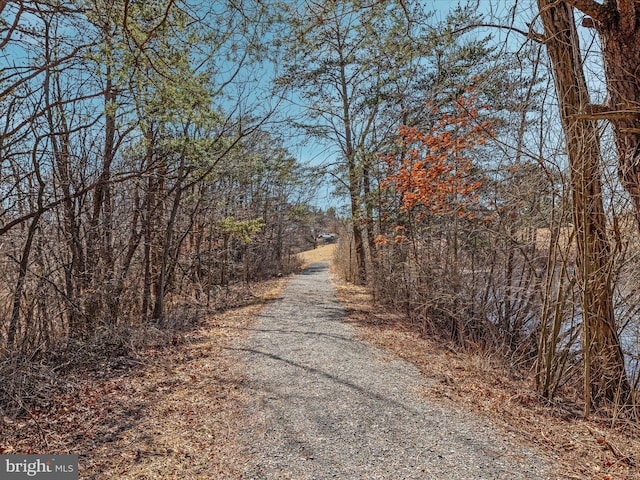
[[333, 276, 640, 480], [0, 278, 289, 479], [533, 227, 573, 251], [297, 243, 336, 268], [5, 251, 638, 479]]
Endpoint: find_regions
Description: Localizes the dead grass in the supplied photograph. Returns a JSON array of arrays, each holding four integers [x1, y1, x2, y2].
[[297, 243, 336, 268], [0, 277, 289, 479], [4, 259, 638, 479], [333, 275, 640, 480]]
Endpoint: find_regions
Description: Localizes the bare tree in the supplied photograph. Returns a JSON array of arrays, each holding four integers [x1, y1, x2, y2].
[[528, 0, 629, 411]]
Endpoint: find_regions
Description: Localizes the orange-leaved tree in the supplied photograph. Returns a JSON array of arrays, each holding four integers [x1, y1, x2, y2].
[[374, 90, 494, 343], [380, 91, 493, 221]]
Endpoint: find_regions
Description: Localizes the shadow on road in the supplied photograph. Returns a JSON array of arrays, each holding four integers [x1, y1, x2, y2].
[[232, 346, 416, 413], [298, 262, 330, 275]]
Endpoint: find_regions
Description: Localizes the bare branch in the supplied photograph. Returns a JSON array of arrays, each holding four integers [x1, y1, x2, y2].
[[0, 43, 95, 102], [451, 23, 544, 44], [0, 170, 152, 236], [0, 2, 24, 50], [574, 103, 640, 120], [1, 90, 104, 143], [565, 0, 608, 23]]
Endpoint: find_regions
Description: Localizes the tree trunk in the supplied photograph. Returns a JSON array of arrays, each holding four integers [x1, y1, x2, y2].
[[363, 157, 378, 272], [568, 0, 640, 229], [85, 56, 117, 325], [8, 142, 46, 351], [42, 19, 85, 333], [598, 26, 640, 229], [141, 134, 157, 323], [335, 26, 367, 285], [350, 200, 367, 285], [537, 1, 630, 412], [152, 155, 186, 324]]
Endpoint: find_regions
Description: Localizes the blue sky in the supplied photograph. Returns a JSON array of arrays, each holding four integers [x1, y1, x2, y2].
[[280, 1, 512, 211], [282, 0, 607, 212]]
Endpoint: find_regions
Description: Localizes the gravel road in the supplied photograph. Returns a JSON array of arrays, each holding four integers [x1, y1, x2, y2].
[[238, 262, 560, 479]]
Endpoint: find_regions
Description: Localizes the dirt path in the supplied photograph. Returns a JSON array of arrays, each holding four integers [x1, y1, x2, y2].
[[237, 262, 560, 479]]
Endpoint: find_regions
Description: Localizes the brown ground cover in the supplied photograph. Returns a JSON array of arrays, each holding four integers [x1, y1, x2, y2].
[[297, 243, 336, 267], [3, 242, 638, 480], [0, 278, 288, 479], [332, 274, 640, 480]]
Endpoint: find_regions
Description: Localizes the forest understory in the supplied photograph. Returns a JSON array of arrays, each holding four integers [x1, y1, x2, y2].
[[0, 246, 638, 479], [0, 276, 288, 479], [335, 276, 640, 480]]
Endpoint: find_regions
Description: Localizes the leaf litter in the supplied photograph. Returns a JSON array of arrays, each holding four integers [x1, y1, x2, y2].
[[0, 278, 288, 479], [333, 274, 640, 480], [3, 253, 638, 480]]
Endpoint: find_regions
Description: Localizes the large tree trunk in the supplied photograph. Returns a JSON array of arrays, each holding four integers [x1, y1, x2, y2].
[[349, 188, 367, 285], [537, 1, 630, 412], [568, 1, 640, 229], [599, 26, 640, 228], [339, 51, 367, 285]]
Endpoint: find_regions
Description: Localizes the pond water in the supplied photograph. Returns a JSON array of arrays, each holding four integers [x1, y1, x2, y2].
[[621, 319, 640, 385]]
